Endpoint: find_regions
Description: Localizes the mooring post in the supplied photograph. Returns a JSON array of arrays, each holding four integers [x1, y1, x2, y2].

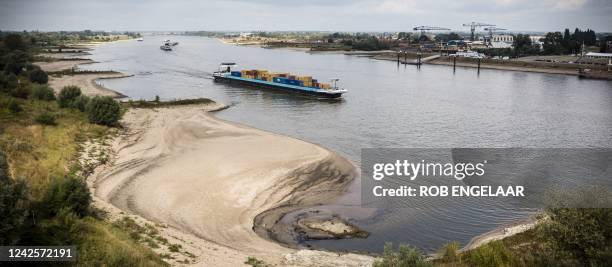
[[397, 51, 400, 64], [453, 56, 456, 71], [477, 58, 481, 71]]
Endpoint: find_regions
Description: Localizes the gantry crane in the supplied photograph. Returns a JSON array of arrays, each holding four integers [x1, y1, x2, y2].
[[413, 26, 451, 36], [462, 22, 495, 41], [483, 27, 507, 45]]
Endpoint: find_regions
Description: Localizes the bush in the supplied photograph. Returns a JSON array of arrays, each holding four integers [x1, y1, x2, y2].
[[86, 96, 121, 126], [73, 95, 90, 112], [28, 68, 48, 84], [540, 207, 611, 266], [35, 113, 56, 125], [34, 208, 83, 246], [373, 243, 431, 267], [0, 178, 29, 245], [537, 188, 612, 266], [466, 241, 513, 267], [0, 73, 18, 94], [57, 86, 82, 108], [31, 84, 56, 101], [8, 100, 22, 113], [11, 85, 31, 99], [0, 150, 30, 245], [41, 176, 91, 218]]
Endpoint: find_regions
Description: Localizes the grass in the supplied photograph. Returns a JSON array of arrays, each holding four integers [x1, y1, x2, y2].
[[0, 94, 167, 266], [432, 228, 541, 267], [77, 217, 167, 266], [0, 96, 107, 198]]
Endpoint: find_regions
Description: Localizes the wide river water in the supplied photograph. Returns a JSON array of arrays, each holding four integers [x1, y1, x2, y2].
[[82, 35, 612, 253]]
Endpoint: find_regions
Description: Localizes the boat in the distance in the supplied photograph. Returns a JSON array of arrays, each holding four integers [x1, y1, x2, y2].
[[163, 39, 179, 46], [160, 44, 172, 51], [136, 37, 144, 42], [213, 63, 347, 98]]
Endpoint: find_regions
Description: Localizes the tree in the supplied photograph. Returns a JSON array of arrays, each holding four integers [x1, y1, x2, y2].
[[542, 32, 564, 55], [86, 96, 122, 126], [513, 34, 538, 57], [57, 85, 82, 108]]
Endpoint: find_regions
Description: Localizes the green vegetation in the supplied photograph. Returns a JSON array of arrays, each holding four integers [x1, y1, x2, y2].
[[245, 256, 270, 267], [373, 243, 431, 267], [439, 241, 460, 263], [0, 32, 166, 266], [31, 84, 56, 101], [28, 67, 48, 84], [35, 112, 56, 125], [86, 96, 122, 126], [125, 97, 214, 108], [374, 194, 610, 267], [432, 209, 610, 266], [58, 85, 83, 108]]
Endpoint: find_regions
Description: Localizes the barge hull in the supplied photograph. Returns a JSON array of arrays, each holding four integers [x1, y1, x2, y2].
[[213, 75, 344, 98]]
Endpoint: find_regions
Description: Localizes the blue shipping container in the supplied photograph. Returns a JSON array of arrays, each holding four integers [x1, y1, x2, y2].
[[230, 71, 241, 77]]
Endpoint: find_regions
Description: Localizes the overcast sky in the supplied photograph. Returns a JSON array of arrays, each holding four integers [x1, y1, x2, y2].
[[1, 0, 611, 32]]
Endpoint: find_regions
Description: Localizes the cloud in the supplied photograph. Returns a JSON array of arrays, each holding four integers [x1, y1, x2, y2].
[[0, 0, 609, 32]]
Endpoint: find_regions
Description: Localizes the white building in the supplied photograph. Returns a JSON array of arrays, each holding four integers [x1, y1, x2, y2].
[[529, 36, 545, 43], [584, 52, 612, 59], [492, 35, 514, 43], [490, 42, 513, 48]]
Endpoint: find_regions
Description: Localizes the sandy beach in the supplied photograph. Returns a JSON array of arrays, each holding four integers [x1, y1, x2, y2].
[[427, 60, 580, 75], [86, 104, 373, 266], [48, 72, 129, 98]]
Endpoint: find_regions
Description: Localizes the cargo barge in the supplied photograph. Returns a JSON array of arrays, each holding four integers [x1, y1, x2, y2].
[[212, 63, 347, 98]]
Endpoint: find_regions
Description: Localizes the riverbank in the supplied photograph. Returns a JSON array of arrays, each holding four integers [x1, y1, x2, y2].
[[461, 218, 540, 251], [34, 43, 130, 98], [86, 102, 373, 266]]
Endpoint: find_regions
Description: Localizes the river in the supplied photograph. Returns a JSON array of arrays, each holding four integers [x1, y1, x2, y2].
[[81, 35, 612, 253]]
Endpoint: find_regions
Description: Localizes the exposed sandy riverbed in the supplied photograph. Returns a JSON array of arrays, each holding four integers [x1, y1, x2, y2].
[[35, 59, 94, 72], [87, 104, 374, 266], [48, 72, 129, 98]]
